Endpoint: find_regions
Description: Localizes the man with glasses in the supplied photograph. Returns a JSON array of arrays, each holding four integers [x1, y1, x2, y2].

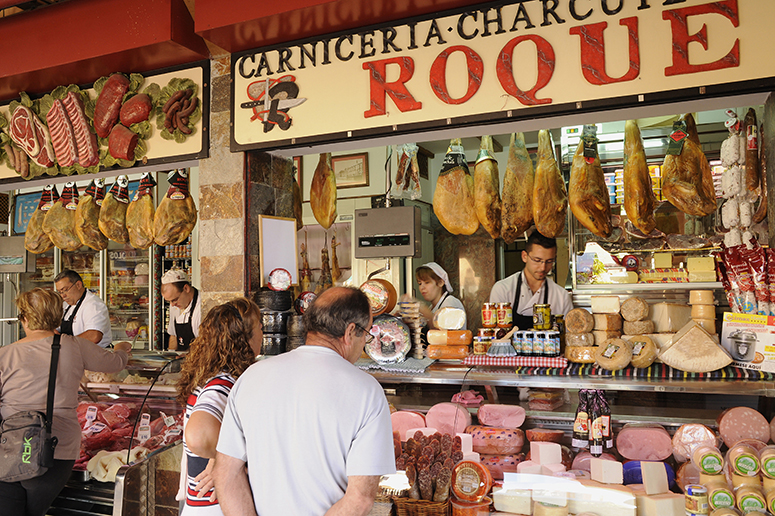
[[214, 286, 395, 516], [54, 269, 112, 348], [489, 231, 573, 330]]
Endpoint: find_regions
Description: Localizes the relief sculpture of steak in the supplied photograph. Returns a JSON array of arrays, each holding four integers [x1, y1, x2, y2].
[[9, 106, 40, 157]]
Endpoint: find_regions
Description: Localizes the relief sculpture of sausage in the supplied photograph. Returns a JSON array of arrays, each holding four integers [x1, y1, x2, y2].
[[94, 74, 130, 138]]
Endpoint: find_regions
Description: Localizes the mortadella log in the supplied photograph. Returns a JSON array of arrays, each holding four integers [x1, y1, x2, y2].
[[473, 135, 501, 239], [624, 120, 657, 234], [533, 129, 568, 238], [310, 152, 337, 229], [433, 139, 479, 235], [569, 128, 612, 238], [501, 133, 534, 244], [662, 113, 717, 217]]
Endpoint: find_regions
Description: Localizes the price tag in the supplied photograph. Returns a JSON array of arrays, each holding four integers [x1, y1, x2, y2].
[[138, 425, 151, 442], [140, 413, 151, 426], [85, 406, 98, 425], [666, 120, 688, 155], [84, 422, 107, 436], [166, 428, 182, 437], [161, 411, 175, 428]]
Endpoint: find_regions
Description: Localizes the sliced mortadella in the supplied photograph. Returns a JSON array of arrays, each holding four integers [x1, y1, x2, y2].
[[425, 402, 472, 436], [477, 404, 526, 428], [391, 411, 426, 442]]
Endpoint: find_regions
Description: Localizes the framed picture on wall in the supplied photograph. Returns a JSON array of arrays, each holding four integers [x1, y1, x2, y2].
[[332, 152, 369, 188], [293, 156, 302, 185]]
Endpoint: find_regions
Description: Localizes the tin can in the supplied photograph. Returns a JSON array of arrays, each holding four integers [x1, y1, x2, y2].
[[478, 328, 496, 339], [521, 331, 533, 356], [685, 485, 709, 514], [533, 304, 552, 330], [532, 332, 545, 355], [473, 336, 490, 355], [496, 302, 513, 328], [482, 303, 497, 328]]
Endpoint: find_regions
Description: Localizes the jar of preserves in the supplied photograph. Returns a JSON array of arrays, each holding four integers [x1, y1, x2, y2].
[[533, 304, 552, 330], [481, 303, 497, 328], [496, 302, 513, 328]]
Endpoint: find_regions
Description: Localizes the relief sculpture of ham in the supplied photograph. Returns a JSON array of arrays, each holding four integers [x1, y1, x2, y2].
[[501, 133, 534, 245], [569, 126, 612, 238], [473, 135, 501, 239], [662, 113, 717, 217], [433, 138, 478, 235], [623, 120, 657, 235], [532, 129, 567, 238]]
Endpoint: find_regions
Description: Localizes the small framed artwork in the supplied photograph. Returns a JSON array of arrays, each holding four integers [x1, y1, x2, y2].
[[293, 156, 302, 185], [332, 152, 369, 188]]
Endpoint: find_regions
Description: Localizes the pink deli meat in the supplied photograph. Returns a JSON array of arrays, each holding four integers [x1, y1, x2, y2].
[[671, 424, 720, 462], [391, 410, 426, 442], [571, 451, 616, 472], [718, 406, 770, 448], [479, 453, 525, 479], [425, 402, 471, 436], [477, 404, 526, 428], [465, 425, 525, 455], [616, 423, 673, 461]]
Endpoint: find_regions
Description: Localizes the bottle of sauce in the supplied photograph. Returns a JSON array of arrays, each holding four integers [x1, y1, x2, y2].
[[572, 390, 589, 449], [589, 391, 604, 457]]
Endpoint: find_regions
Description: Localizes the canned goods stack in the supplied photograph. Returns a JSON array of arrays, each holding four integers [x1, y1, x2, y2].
[[511, 330, 561, 357]]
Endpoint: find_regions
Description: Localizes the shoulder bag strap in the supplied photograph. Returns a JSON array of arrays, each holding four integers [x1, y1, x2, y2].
[[45, 334, 61, 434]]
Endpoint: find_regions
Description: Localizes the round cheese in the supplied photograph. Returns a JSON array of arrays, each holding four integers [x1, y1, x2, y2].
[[736, 486, 765, 513], [621, 296, 649, 322], [566, 308, 594, 334], [626, 335, 657, 369], [709, 509, 739, 516], [690, 290, 715, 305], [694, 318, 717, 334], [534, 502, 569, 516], [693, 445, 724, 475], [699, 472, 726, 486], [767, 489, 775, 515], [566, 332, 594, 347], [565, 345, 596, 364], [622, 319, 655, 335], [434, 307, 466, 330], [762, 474, 775, 494], [729, 444, 761, 476], [595, 339, 633, 371], [760, 447, 775, 479], [732, 472, 762, 490], [691, 304, 717, 319], [707, 482, 735, 510], [451, 460, 492, 502]]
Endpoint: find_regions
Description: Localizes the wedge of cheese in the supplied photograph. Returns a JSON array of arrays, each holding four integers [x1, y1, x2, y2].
[[648, 303, 692, 333], [568, 480, 637, 516], [591, 296, 621, 314], [658, 321, 732, 373], [594, 313, 622, 331]]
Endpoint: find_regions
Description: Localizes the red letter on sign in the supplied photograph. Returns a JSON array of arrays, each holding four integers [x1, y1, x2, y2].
[[496, 35, 555, 106], [663, 0, 739, 76], [363, 57, 422, 118], [430, 45, 484, 105], [570, 17, 640, 85]]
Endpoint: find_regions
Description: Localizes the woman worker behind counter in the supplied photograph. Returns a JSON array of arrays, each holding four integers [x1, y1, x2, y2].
[[402, 262, 466, 330]]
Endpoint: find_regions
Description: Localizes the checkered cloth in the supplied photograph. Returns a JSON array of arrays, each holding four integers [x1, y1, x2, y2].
[[514, 363, 775, 380], [463, 355, 568, 368]]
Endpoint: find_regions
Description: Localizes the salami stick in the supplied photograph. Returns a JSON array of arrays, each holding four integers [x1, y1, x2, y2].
[[4, 143, 15, 170]]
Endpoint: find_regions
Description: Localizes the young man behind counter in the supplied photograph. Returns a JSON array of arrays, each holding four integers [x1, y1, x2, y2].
[[489, 231, 573, 330], [161, 269, 201, 351]]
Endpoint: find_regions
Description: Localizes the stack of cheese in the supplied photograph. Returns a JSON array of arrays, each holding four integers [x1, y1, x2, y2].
[[687, 256, 719, 283], [638, 301, 693, 361], [690, 289, 717, 335], [516, 441, 567, 476], [620, 296, 659, 369], [564, 307, 596, 364], [589, 296, 632, 371], [426, 329, 473, 360]]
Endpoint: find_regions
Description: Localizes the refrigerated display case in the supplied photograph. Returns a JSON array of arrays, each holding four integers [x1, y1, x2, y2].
[[107, 243, 152, 350], [62, 248, 102, 292]]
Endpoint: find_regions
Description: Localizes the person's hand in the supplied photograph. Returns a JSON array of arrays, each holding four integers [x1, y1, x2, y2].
[[399, 293, 415, 303], [194, 458, 217, 501], [113, 341, 133, 355]]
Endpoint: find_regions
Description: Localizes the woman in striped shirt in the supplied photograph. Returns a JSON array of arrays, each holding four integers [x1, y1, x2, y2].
[[175, 298, 262, 514]]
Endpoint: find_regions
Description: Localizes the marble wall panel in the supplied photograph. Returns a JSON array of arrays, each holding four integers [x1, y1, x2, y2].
[[200, 182, 244, 220], [201, 255, 244, 293]]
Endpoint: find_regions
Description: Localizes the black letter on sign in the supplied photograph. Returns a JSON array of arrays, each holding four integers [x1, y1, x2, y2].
[[381, 27, 402, 53], [639, 0, 651, 9], [569, 0, 593, 21], [276, 48, 296, 73], [360, 31, 376, 58], [601, 0, 624, 15], [263, 81, 300, 133], [541, 0, 566, 26], [238, 55, 256, 79], [457, 12, 479, 40], [510, 2, 536, 31], [424, 19, 448, 47], [482, 6, 506, 36], [335, 35, 354, 61], [256, 53, 274, 77]]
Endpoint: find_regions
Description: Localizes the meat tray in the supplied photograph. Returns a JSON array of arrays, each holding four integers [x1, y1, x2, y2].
[[365, 315, 412, 365]]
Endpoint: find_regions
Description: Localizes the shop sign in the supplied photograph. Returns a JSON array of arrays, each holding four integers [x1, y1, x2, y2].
[[231, 0, 775, 151]]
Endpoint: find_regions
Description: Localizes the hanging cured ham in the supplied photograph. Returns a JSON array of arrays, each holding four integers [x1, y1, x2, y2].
[[662, 113, 717, 217], [532, 130, 567, 238], [623, 120, 657, 235], [99, 176, 131, 243], [473, 136, 501, 239], [433, 139, 478, 235], [569, 127, 612, 239], [154, 170, 198, 246], [126, 173, 157, 249], [43, 182, 82, 251], [24, 186, 57, 254], [75, 179, 109, 251], [501, 133, 535, 245], [310, 153, 337, 229], [292, 165, 304, 230]]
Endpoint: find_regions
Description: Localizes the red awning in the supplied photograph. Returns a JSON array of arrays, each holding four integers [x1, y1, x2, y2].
[[0, 0, 208, 101], [194, 0, 488, 53]]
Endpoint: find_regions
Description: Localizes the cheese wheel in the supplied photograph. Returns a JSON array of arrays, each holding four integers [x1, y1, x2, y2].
[[595, 339, 633, 371], [736, 486, 765, 513], [709, 509, 739, 516], [565, 345, 596, 364], [731, 473, 762, 490], [593, 330, 622, 346], [691, 304, 717, 319], [763, 474, 775, 494], [767, 490, 775, 515], [566, 332, 594, 347], [621, 296, 650, 322], [534, 502, 569, 516], [566, 308, 594, 334], [427, 329, 473, 345], [593, 313, 622, 331], [590, 295, 621, 313], [626, 335, 657, 369], [426, 344, 469, 360], [690, 290, 715, 305], [700, 472, 727, 486], [693, 445, 724, 475], [728, 444, 760, 476], [694, 318, 717, 334], [451, 460, 493, 502], [707, 481, 735, 510], [622, 319, 655, 335], [760, 447, 775, 479]]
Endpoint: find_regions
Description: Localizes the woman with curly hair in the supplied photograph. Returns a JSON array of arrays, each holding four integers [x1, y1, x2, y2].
[[176, 297, 262, 514]]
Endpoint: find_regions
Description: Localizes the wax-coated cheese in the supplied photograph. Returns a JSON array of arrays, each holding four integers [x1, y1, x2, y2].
[[641, 461, 669, 495], [591, 458, 623, 484], [691, 304, 717, 319], [640, 492, 684, 516], [565, 346, 597, 364], [690, 290, 715, 305], [764, 474, 775, 494], [694, 318, 717, 334], [591, 296, 621, 314], [427, 329, 473, 345], [593, 330, 622, 346], [492, 488, 531, 514], [688, 256, 716, 272], [595, 339, 633, 371], [566, 308, 595, 334], [731, 473, 761, 490], [709, 509, 740, 516], [653, 253, 672, 268], [623, 320, 655, 335], [425, 344, 469, 360], [707, 482, 735, 510], [767, 489, 775, 514], [760, 447, 775, 479], [532, 442, 562, 465], [659, 321, 732, 373], [693, 445, 724, 475], [649, 303, 692, 333], [699, 473, 726, 486], [534, 502, 569, 516], [517, 460, 542, 474], [625, 335, 658, 369], [594, 313, 623, 331], [566, 332, 595, 347], [568, 480, 637, 516], [621, 296, 650, 322], [541, 463, 568, 476], [736, 486, 765, 513], [729, 444, 761, 476], [689, 271, 718, 282]]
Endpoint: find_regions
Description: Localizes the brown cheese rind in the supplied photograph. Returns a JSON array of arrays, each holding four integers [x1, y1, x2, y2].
[[566, 333, 595, 347], [623, 319, 655, 335], [566, 308, 594, 334], [595, 338, 633, 371], [593, 313, 623, 331], [626, 335, 657, 369], [621, 296, 650, 322]]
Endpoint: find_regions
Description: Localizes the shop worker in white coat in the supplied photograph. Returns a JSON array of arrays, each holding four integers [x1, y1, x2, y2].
[[489, 231, 573, 330], [162, 269, 201, 351], [213, 286, 396, 516], [402, 262, 467, 329], [55, 269, 112, 348]]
